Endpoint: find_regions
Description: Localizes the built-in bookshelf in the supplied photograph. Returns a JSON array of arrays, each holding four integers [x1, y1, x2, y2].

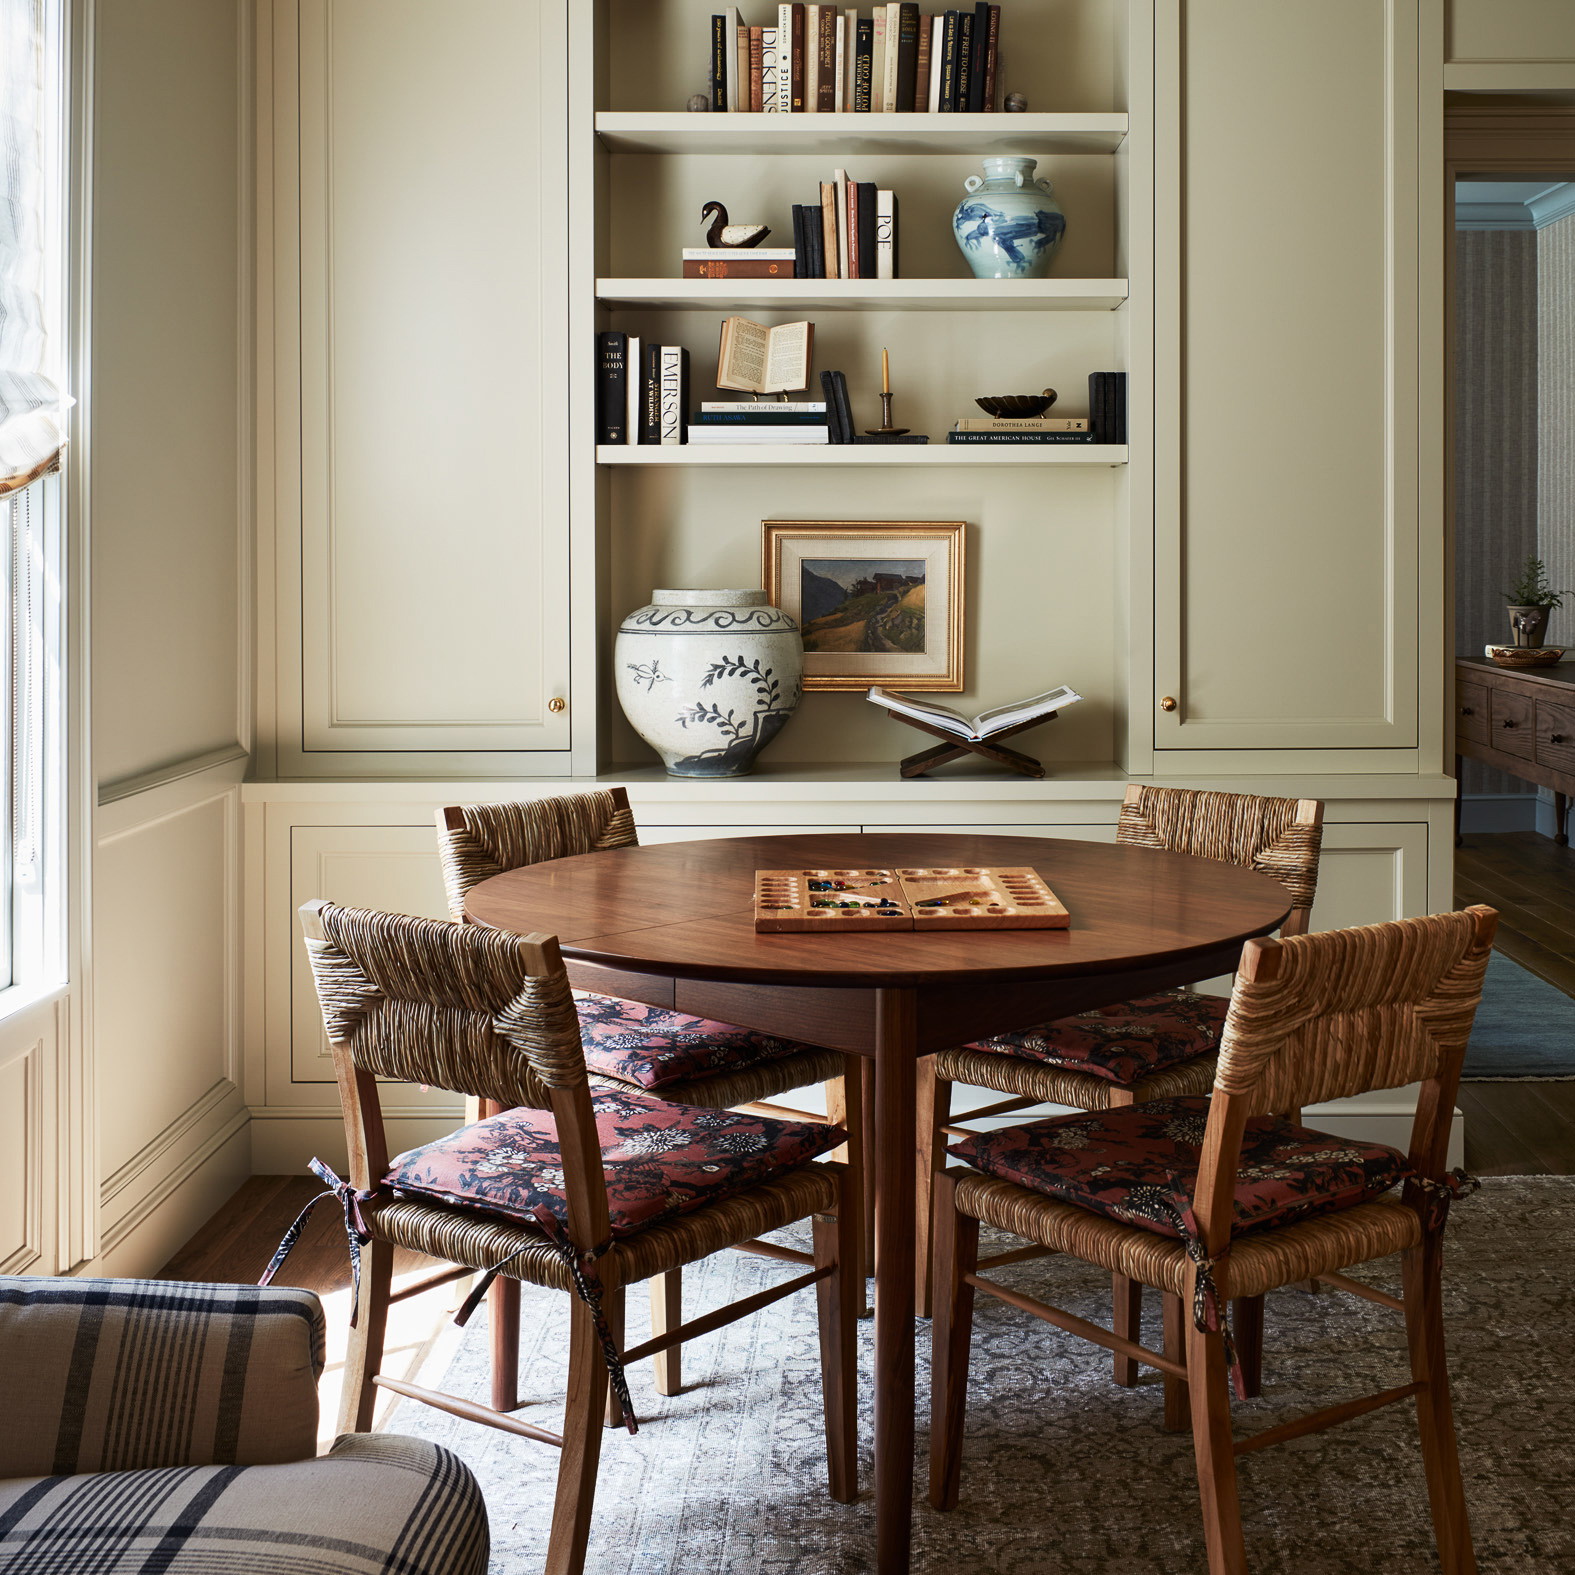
[[596, 443, 1130, 465], [595, 278, 1129, 311]]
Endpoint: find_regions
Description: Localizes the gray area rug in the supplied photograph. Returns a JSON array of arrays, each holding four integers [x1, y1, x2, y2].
[[1464, 952, 1575, 1080], [386, 1177, 1575, 1573]]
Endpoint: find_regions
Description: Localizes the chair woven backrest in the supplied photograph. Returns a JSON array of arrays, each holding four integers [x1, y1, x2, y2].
[[436, 789, 638, 922], [1116, 784, 1324, 925], [302, 900, 586, 1110], [1213, 908, 1495, 1117]]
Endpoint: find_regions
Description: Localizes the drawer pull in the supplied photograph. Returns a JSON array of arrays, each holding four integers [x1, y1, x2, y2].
[[1554, 733, 1568, 745], [1503, 719, 1519, 729], [1460, 706, 1474, 716]]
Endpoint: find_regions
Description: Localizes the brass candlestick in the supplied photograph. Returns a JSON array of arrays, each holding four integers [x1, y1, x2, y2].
[[866, 351, 909, 436]]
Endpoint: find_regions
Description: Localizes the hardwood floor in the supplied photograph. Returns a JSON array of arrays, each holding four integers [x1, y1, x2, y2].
[[1454, 830, 1575, 1176]]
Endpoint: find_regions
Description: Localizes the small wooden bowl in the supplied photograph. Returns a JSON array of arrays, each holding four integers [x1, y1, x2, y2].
[[1485, 645, 1566, 669], [975, 390, 1057, 418]]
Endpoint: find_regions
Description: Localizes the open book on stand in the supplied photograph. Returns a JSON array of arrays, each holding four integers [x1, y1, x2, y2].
[[868, 684, 1082, 742]]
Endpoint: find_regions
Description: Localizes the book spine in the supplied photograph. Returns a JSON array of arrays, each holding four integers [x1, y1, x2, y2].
[[857, 182, 877, 282], [894, 3, 920, 111], [914, 15, 932, 111], [640, 342, 662, 444], [854, 17, 874, 110], [596, 330, 627, 445], [833, 15, 846, 113], [819, 180, 839, 279], [816, 7, 836, 110], [701, 400, 827, 411], [954, 9, 973, 110], [875, 189, 896, 279], [736, 16, 749, 111], [710, 14, 728, 111], [833, 169, 850, 278], [750, 26, 764, 111], [945, 431, 1096, 443], [695, 411, 828, 424], [791, 204, 807, 274], [683, 258, 796, 278], [883, 4, 902, 111], [790, 3, 806, 109], [832, 370, 855, 443], [954, 418, 1090, 430], [778, 6, 794, 110], [624, 336, 640, 443], [843, 10, 857, 109], [871, 8, 886, 111], [806, 206, 825, 275], [761, 25, 781, 110], [938, 11, 958, 111], [928, 13, 944, 108], [1112, 373, 1127, 444], [804, 5, 819, 110], [660, 346, 684, 444], [845, 174, 861, 278], [983, 4, 1000, 110], [967, 1, 988, 110]]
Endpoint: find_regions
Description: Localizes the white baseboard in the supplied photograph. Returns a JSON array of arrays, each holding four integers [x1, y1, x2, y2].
[[249, 1110, 463, 1174], [1460, 789, 1566, 840]]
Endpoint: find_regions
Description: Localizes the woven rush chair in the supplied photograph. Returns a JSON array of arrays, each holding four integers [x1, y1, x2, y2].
[[300, 899, 859, 1575], [438, 788, 867, 1411], [918, 783, 1326, 1388], [929, 905, 1497, 1575]]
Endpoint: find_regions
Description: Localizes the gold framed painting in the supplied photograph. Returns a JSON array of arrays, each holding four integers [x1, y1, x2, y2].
[[762, 519, 965, 691]]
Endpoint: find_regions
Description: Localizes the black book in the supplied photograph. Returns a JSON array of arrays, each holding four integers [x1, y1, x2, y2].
[[966, 2, 989, 111], [792, 204, 809, 276], [806, 208, 825, 277], [946, 430, 1095, 443], [854, 17, 874, 111], [853, 433, 929, 443], [1111, 372, 1128, 443], [640, 341, 663, 444], [856, 183, 877, 280], [954, 9, 974, 111], [938, 12, 959, 112], [710, 15, 729, 112], [895, 4, 921, 112], [1088, 371, 1107, 443], [596, 330, 628, 444], [819, 369, 850, 443]]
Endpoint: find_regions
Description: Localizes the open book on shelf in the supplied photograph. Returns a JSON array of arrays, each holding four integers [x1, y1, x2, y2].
[[717, 316, 814, 394], [868, 683, 1082, 741]]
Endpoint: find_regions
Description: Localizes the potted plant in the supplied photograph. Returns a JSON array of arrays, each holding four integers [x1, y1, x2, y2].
[[1503, 556, 1567, 649]]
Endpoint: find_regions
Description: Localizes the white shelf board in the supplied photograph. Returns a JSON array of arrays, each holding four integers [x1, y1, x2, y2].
[[596, 278, 1128, 312], [594, 111, 1129, 157], [596, 444, 1129, 466]]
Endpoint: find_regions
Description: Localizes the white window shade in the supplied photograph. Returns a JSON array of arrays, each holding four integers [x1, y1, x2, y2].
[[0, 0, 70, 494]]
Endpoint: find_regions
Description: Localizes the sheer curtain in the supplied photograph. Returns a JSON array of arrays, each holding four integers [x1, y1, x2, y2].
[[0, 0, 70, 494]]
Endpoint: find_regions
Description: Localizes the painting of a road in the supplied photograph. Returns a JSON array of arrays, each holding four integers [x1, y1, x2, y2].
[[799, 558, 926, 654]]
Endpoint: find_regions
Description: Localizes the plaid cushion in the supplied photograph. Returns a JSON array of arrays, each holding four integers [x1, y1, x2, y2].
[[385, 1089, 845, 1237], [0, 1433, 488, 1575], [0, 1278, 323, 1479], [963, 989, 1228, 1085], [574, 991, 813, 1090], [950, 1097, 1408, 1240]]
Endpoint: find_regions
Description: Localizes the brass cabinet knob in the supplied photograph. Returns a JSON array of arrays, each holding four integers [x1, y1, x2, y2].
[[1159, 696, 1178, 712], [548, 697, 567, 714]]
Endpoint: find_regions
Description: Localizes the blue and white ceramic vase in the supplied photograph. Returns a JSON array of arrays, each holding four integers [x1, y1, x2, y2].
[[615, 588, 803, 777], [951, 156, 1066, 280]]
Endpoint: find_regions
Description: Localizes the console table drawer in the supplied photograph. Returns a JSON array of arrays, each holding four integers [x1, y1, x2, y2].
[[1456, 680, 1488, 744], [1538, 697, 1575, 775], [1490, 688, 1536, 758]]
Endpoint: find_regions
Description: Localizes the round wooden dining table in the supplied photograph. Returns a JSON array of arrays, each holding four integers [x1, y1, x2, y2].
[[465, 831, 1294, 1574]]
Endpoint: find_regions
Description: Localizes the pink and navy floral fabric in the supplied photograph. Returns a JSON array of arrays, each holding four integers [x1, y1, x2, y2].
[[384, 1089, 845, 1237], [573, 992, 812, 1090], [964, 990, 1228, 1085], [950, 1097, 1408, 1241]]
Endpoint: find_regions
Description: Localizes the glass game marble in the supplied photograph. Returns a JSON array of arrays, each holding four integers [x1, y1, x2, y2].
[[951, 156, 1067, 280]]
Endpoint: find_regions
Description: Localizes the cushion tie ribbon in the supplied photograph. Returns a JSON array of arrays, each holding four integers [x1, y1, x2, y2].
[[259, 1157, 374, 1324], [1408, 1168, 1480, 1232], [455, 1206, 637, 1434]]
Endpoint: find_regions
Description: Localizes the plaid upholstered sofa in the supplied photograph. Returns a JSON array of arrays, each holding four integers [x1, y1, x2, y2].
[[0, 1275, 489, 1574]]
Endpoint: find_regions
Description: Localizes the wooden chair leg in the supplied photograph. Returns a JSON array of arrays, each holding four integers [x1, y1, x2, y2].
[[602, 1285, 626, 1429], [1402, 1235, 1478, 1575], [545, 1299, 609, 1575], [826, 1059, 870, 1315], [814, 1185, 860, 1504], [860, 1057, 876, 1277], [1113, 1273, 1144, 1386], [1162, 1290, 1190, 1433], [1230, 1295, 1264, 1400], [338, 1237, 391, 1435], [1185, 1312, 1248, 1575], [490, 1275, 521, 1412], [928, 1170, 979, 1512], [915, 1055, 949, 1319], [649, 1270, 682, 1397]]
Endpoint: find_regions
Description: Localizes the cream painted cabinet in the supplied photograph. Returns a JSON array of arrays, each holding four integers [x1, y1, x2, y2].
[[1151, 0, 1431, 762], [268, 0, 575, 774]]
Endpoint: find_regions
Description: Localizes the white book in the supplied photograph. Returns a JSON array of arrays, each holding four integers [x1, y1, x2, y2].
[[701, 400, 827, 412], [927, 14, 944, 110], [883, 3, 902, 112], [681, 248, 798, 260], [779, 5, 794, 109], [761, 24, 781, 111], [659, 345, 684, 444], [875, 190, 896, 279], [871, 8, 886, 111], [834, 167, 851, 279], [833, 15, 846, 115], [867, 684, 1084, 742], [805, 5, 820, 110], [843, 8, 858, 109], [624, 335, 640, 444], [687, 429, 830, 444]]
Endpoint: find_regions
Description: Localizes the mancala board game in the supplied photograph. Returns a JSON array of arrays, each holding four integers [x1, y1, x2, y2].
[[753, 866, 1070, 933]]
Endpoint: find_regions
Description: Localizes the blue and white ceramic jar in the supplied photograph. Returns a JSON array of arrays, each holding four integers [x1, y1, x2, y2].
[[951, 155, 1067, 280], [615, 589, 803, 777]]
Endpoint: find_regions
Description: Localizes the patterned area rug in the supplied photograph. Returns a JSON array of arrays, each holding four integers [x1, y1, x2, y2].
[[387, 1177, 1575, 1574], [1463, 953, 1575, 1080]]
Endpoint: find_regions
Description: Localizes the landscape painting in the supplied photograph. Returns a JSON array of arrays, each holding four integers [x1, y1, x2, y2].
[[799, 558, 927, 654]]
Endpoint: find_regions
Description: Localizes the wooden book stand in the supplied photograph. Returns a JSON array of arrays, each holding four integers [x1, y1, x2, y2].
[[884, 709, 1058, 779]]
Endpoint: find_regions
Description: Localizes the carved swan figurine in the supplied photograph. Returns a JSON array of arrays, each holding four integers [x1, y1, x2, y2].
[[702, 201, 771, 249]]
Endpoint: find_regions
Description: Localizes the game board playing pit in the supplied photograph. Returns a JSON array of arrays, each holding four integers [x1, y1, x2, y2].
[[753, 866, 1071, 933]]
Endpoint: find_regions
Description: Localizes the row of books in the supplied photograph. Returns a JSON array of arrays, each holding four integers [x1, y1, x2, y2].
[[596, 334, 692, 444], [793, 170, 896, 278], [709, 4, 1004, 115]]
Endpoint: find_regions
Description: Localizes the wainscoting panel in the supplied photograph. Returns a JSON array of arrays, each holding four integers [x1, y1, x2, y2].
[[0, 1018, 51, 1275]]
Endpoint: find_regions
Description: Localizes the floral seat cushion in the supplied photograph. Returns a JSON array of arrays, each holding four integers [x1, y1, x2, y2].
[[949, 1097, 1408, 1241], [963, 989, 1228, 1086], [385, 1089, 845, 1238], [573, 991, 813, 1090]]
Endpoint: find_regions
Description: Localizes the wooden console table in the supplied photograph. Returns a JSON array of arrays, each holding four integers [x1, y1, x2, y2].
[[1455, 655, 1575, 845]]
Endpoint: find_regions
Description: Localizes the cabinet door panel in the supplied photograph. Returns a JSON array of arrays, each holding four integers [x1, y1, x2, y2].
[[293, 0, 570, 755], [1155, 0, 1419, 750]]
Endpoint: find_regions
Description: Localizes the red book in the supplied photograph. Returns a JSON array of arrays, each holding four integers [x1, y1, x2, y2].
[[845, 175, 861, 278], [749, 26, 764, 111], [817, 8, 837, 111], [914, 15, 932, 111], [790, 3, 806, 110]]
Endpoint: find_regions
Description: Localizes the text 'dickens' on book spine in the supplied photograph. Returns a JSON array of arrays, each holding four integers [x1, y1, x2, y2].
[[761, 25, 782, 110]]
